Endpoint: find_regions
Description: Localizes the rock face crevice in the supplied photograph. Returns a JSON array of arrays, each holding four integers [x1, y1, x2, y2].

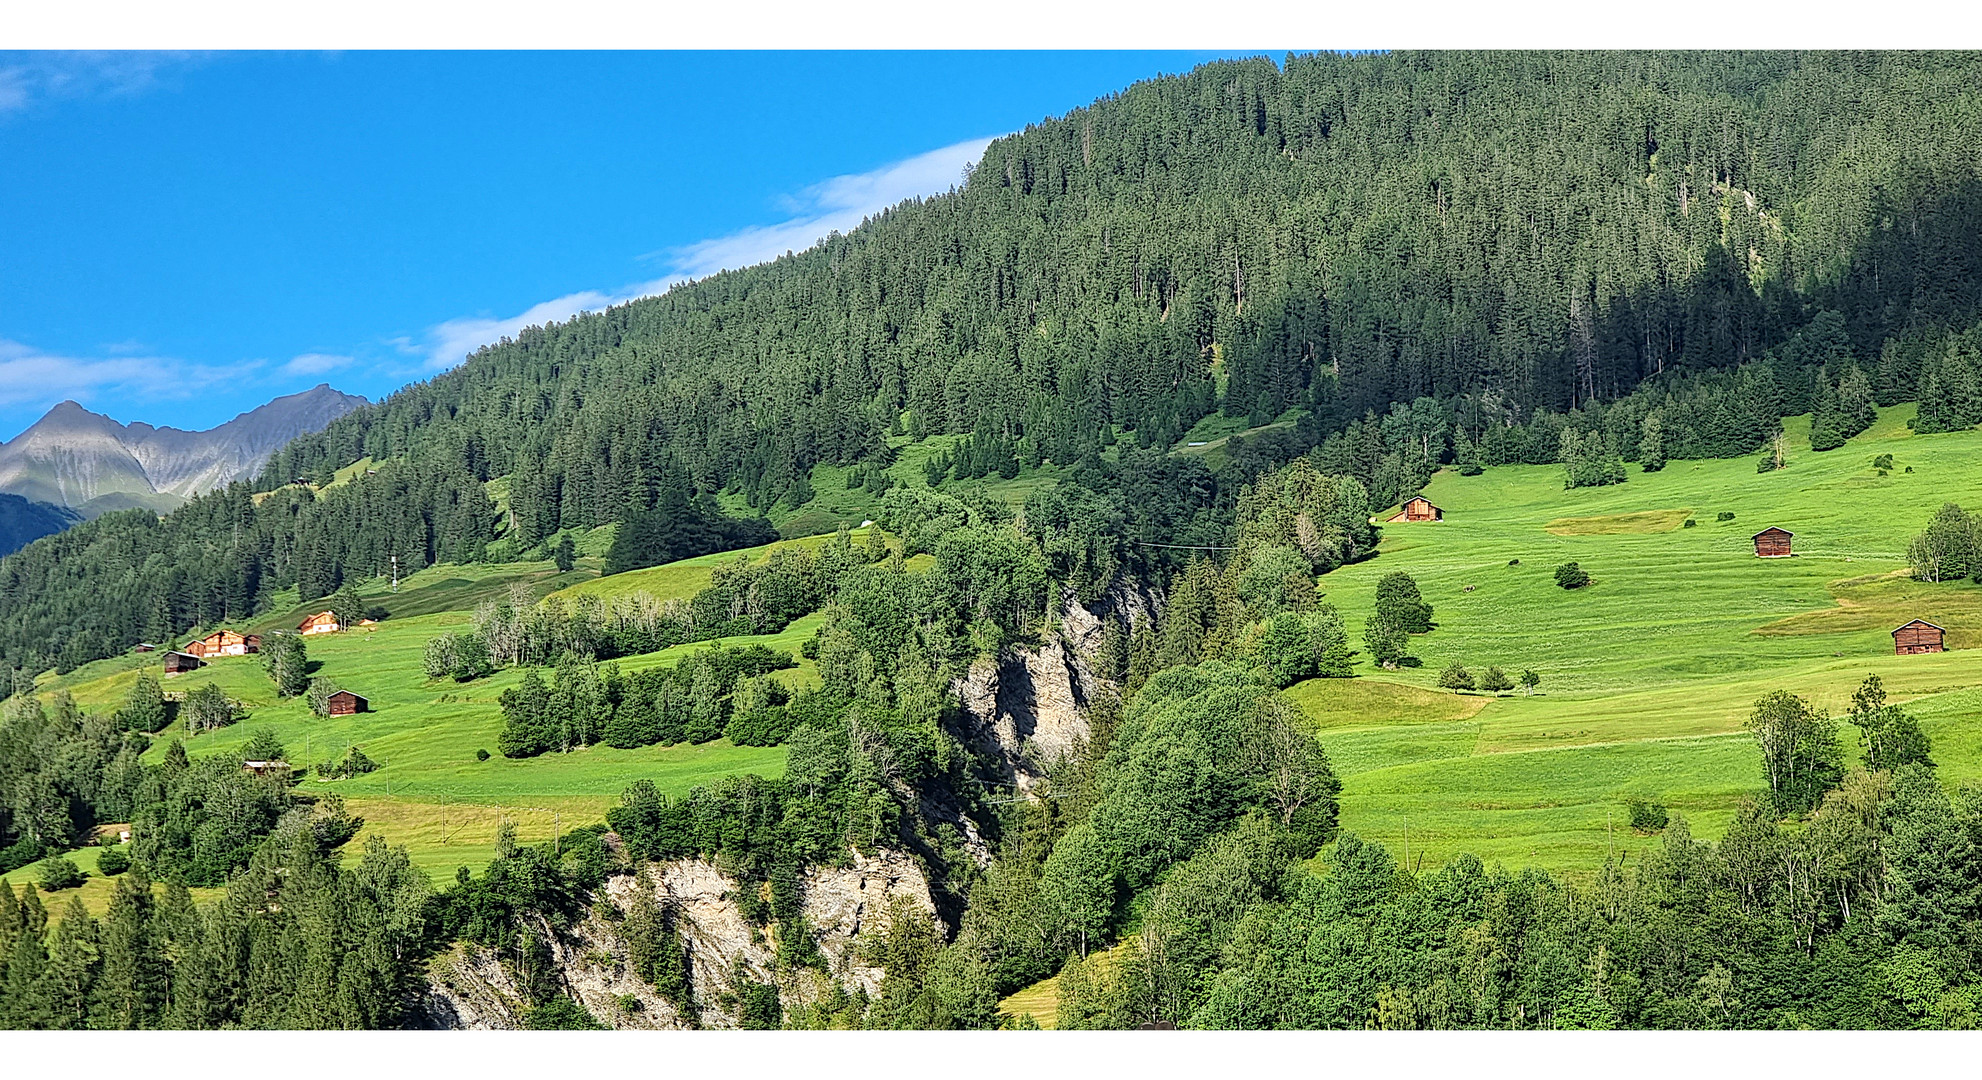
[[416, 848, 940, 1030], [949, 574, 1161, 792]]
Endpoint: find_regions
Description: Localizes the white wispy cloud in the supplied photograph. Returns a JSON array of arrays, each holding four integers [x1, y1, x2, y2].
[[0, 51, 204, 115], [0, 338, 236, 414], [411, 136, 995, 369], [281, 352, 355, 376]]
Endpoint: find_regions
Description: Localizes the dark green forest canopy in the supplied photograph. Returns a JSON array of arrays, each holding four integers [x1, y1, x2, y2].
[[265, 51, 1982, 506], [6, 50, 1982, 681]]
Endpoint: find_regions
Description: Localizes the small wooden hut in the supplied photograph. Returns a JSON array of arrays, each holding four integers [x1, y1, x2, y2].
[[1892, 619, 1946, 655], [161, 651, 203, 675], [325, 690, 369, 716], [243, 760, 291, 777], [298, 610, 342, 636], [1387, 496, 1443, 523], [1752, 527, 1794, 558]]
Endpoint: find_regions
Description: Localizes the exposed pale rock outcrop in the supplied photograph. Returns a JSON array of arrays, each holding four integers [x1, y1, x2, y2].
[[950, 575, 1160, 791], [416, 847, 940, 1029]]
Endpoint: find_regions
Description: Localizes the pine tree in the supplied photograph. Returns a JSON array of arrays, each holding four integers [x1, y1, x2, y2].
[[95, 864, 168, 1029], [119, 670, 169, 733]]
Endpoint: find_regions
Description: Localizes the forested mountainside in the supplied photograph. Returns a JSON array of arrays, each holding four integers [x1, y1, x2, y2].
[[7, 49, 1982, 681]]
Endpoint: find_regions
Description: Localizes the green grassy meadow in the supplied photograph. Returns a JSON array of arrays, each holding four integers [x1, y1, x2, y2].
[[33, 544, 841, 882], [24, 402, 1982, 896], [1291, 403, 1982, 877]]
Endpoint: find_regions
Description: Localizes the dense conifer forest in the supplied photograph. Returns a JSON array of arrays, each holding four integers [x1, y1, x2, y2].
[[5, 51, 1982, 684], [5, 51, 1982, 1030]]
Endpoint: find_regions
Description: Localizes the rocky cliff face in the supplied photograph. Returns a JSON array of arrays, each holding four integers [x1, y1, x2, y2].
[[0, 384, 365, 516], [416, 848, 940, 1030], [950, 575, 1161, 791]]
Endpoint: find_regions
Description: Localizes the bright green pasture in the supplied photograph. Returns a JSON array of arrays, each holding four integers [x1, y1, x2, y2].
[[47, 595, 818, 878], [1294, 404, 1982, 878]]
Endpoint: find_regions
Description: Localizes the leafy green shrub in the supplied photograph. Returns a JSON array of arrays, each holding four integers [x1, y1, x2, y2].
[[1716, 511, 1736, 522], [96, 846, 131, 876], [38, 857, 86, 891], [525, 996, 607, 1030], [1554, 562, 1591, 589], [1872, 454, 1895, 470], [1682, 518, 1697, 528], [1507, 558, 1520, 565], [476, 748, 491, 762], [318, 746, 380, 781], [1437, 663, 1475, 690], [1627, 800, 1669, 833]]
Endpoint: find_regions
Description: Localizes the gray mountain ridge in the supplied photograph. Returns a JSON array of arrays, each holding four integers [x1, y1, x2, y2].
[[0, 383, 366, 517]]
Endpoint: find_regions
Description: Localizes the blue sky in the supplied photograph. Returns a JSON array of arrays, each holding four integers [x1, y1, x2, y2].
[[0, 50, 1261, 441]]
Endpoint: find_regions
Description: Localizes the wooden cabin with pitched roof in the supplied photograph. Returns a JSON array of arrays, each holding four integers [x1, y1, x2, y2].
[[1752, 527, 1794, 558], [185, 629, 260, 657], [298, 610, 342, 636], [1387, 496, 1443, 523], [1893, 620, 1945, 655]]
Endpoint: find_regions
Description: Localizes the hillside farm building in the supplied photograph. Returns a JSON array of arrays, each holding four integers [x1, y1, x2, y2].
[[243, 760, 291, 777], [1893, 620, 1946, 655], [185, 629, 260, 657], [1387, 497, 1443, 523], [1753, 527, 1794, 558], [161, 651, 203, 675], [325, 690, 369, 716], [298, 610, 342, 635]]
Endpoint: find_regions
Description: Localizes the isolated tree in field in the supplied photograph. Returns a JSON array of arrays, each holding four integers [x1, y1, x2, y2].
[[1520, 669, 1541, 695], [1847, 674, 1934, 772], [1363, 612, 1408, 670], [1907, 503, 1978, 582], [1373, 572, 1433, 634], [1745, 689, 1844, 815], [241, 728, 286, 763], [306, 677, 342, 718], [1438, 663, 1475, 690], [263, 633, 309, 697], [553, 535, 576, 573], [118, 670, 168, 733], [183, 683, 236, 734], [1554, 562, 1591, 589], [1479, 665, 1514, 693], [329, 582, 365, 631]]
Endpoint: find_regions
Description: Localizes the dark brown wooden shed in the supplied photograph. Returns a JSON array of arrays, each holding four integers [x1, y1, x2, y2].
[[1893, 620, 1945, 655], [1387, 496, 1443, 523], [325, 690, 369, 716], [1752, 527, 1794, 558], [161, 651, 203, 675]]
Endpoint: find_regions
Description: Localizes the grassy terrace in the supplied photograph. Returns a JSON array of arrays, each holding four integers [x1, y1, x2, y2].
[[1284, 404, 1982, 876]]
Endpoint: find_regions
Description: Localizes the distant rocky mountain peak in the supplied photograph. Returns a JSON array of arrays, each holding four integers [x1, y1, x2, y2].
[[0, 384, 367, 517]]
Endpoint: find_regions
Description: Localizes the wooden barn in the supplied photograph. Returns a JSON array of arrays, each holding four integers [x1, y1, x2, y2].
[[161, 651, 203, 675], [1752, 527, 1794, 558], [298, 610, 342, 635], [243, 760, 291, 777], [1387, 496, 1444, 523], [325, 690, 369, 716], [130, 643, 155, 653], [185, 629, 261, 657], [1893, 619, 1946, 655]]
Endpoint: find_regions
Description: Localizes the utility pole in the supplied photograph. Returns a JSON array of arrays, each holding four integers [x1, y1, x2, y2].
[[390, 553, 399, 594]]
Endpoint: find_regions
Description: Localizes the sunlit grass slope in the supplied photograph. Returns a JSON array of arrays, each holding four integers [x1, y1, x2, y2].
[[39, 549, 845, 879], [1291, 403, 1982, 878]]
